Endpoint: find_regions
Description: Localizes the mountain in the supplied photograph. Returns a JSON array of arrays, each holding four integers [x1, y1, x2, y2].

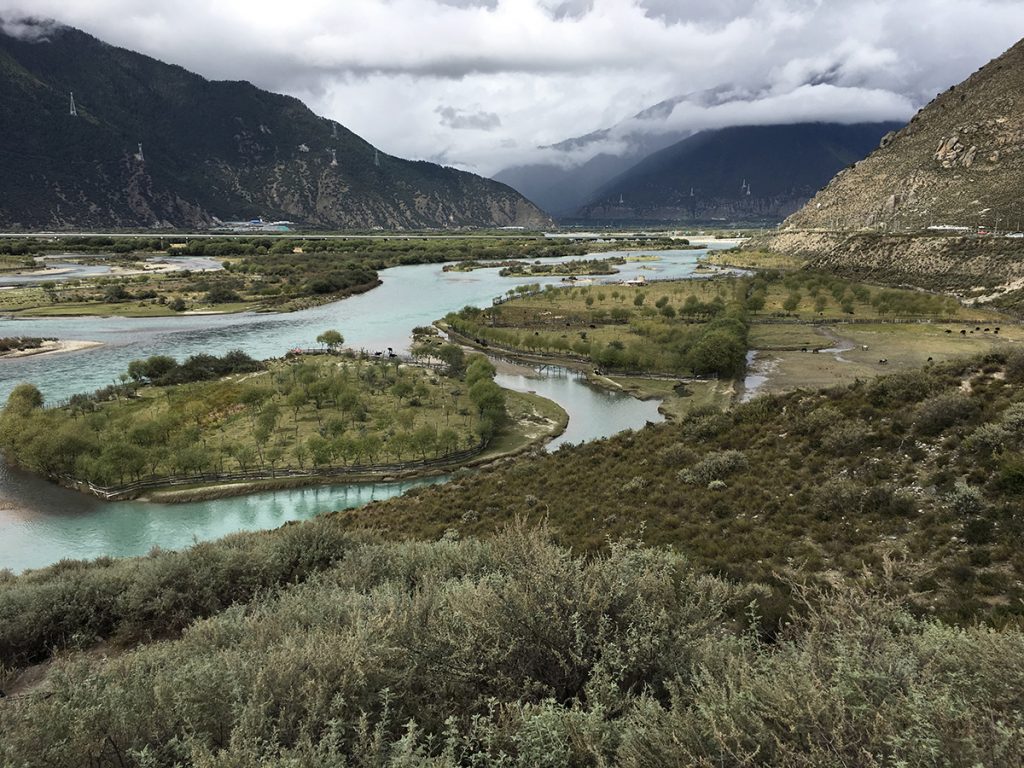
[[0, 19, 549, 230], [491, 94, 704, 216], [491, 153, 648, 220], [781, 39, 1024, 232], [570, 122, 901, 225], [491, 85, 852, 218]]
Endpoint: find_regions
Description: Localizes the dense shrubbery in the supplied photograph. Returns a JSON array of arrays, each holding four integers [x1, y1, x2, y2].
[[2, 356, 1024, 762], [2, 527, 1024, 765], [332, 354, 1024, 626], [126, 350, 262, 386]]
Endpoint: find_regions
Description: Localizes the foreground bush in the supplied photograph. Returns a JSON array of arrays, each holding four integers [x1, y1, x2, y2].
[[2, 528, 1023, 766]]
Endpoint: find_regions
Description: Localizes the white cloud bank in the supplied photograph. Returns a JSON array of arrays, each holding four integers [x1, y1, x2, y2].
[[1, 0, 1022, 174]]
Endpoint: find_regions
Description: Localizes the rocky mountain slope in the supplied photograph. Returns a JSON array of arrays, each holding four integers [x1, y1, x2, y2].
[[574, 122, 901, 224], [781, 39, 1024, 232], [0, 19, 549, 230]]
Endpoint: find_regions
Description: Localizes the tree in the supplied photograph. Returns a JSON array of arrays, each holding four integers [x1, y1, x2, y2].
[[469, 379, 507, 426], [436, 344, 466, 376], [316, 329, 344, 352], [465, 357, 497, 388], [687, 330, 747, 378], [5, 383, 43, 415]]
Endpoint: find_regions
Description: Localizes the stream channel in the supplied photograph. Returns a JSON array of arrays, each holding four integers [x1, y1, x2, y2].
[[0, 244, 731, 571]]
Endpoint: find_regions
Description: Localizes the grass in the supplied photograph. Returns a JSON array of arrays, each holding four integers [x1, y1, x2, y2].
[[14, 300, 258, 317], [751, 322, 1024, 395], [605, 377, 732, 419], [447, 277, 749, 377], [476, 390, 568, 458]]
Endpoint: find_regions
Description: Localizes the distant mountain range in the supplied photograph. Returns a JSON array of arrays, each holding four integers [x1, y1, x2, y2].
[[492, 81, 900, 224], [781, 38, 1024, 232], [574, 122, 902, 225], [0, 19, 549, 230], [492, 87, 738, 217]]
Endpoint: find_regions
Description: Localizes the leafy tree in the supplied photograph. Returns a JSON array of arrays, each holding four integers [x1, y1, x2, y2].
[[316, 329, 344, 352], [5, 383, 43, 415], [436, 344, 466, 376], [687, 330, 747, 378]]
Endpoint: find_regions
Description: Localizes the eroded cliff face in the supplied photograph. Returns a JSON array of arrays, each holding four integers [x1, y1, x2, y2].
[[0, 22, 550, 231], [782, 39, 1024, 233]]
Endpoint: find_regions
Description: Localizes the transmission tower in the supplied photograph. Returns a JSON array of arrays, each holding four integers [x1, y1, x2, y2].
[[329, 148, 338, 167], [134, 143, 145, 162], [69, 92, 77, 117]]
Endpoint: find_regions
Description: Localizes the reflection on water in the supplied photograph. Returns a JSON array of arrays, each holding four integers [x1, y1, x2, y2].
[[0, 457, 445, 572]]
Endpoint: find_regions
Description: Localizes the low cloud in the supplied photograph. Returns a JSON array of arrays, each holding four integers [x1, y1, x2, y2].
[[437, 106, 502, 130], [1, 1, 1021, 175], [0, 14, 64, 41]]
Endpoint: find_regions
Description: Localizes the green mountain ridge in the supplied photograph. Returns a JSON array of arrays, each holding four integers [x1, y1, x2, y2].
[[0, 20, 550, 230]]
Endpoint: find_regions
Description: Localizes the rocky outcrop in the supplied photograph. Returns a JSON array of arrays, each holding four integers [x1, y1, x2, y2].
[[752, 230, 1024, 298], [781, 38, 1024, 233]]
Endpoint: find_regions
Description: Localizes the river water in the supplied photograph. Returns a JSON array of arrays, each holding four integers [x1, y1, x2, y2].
[[0, 245, 728, 572]]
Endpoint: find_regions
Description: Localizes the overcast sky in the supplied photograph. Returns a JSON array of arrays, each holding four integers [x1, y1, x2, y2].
[[3, 0, 1023, 175]]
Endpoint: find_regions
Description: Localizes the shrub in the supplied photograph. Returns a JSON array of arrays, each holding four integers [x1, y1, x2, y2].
[[678, 450, 748, 485], [820, 420, 872, 455], [914, 392, 980, 436], [949, 481, 985, 514], [681, 412, 731, 440], [1005, 348, 1024, 382], [867, 370, 940, 407]]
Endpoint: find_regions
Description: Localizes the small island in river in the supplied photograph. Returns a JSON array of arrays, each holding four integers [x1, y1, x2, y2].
[[0, 336, 103, 358], [0, 338, 566, 501]]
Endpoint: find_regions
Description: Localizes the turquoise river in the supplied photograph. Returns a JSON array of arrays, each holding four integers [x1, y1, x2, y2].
[[0, 244, 731, 572]]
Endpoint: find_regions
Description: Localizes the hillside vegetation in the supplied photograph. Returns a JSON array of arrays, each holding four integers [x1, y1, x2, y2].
[[3, 353, 1024, 763], [2, 526, 1023, 765]]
